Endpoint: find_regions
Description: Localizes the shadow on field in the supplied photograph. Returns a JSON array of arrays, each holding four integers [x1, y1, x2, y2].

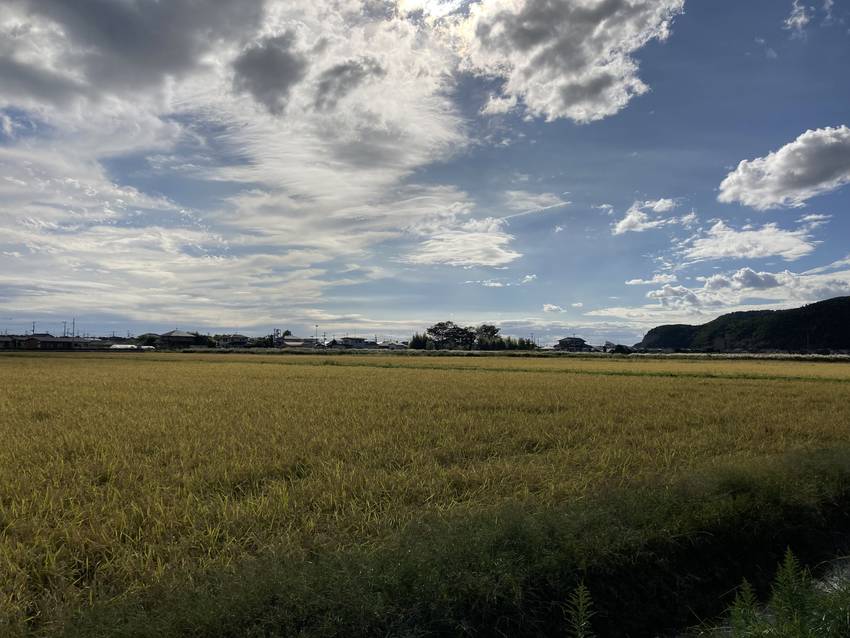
[[64, 448, 850, 638]]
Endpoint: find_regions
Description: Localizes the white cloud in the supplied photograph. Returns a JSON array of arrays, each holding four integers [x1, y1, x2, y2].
[[407, 217, 521, 267], [543, 304, 565, 313], [503, 190, 570, 216], [625, 273, 678, 286], [646, 284, 700, 308], [784, 0, 812, 36], [701, 267, 781, 291], [797, 213, 832, 228], [571, 302, 584, 308], [823, 0, 835, 22], [466, 272, 536, 288], [645, 198, 677, 213], [591, 261, 850, 330], [0, 0, 489, 328], [481, 93, 517, 115], [454, 0, 685, 123], [718, 126, 850, 210], [682, 220, 816, 262], [612, 198, 679, 234]]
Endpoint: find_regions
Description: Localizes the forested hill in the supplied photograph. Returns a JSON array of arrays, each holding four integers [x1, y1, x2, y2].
[[636, 297, 850, 352]]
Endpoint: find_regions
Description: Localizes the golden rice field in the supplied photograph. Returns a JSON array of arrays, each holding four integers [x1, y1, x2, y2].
[[2, 352, 850, 636]]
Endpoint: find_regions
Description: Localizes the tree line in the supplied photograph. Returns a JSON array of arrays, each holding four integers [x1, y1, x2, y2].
[[409, 322, 536, 351]]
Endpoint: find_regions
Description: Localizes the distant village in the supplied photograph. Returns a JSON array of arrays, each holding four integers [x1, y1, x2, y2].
[[0, 328, 624, 353]]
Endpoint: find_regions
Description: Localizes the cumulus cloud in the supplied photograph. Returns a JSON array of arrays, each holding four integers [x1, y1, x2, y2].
[[646, 284, 700, 307], [625, 273, 678, 285], [682, 221, 816, 262], [314, 56, 386, 111], [0, 0, 478, 329], [594, 261, 850, 328], [481, 93, 518, 115], [232, 33, 309, 115], [612, 198, 678, 234], [718, 126, 850, 210], [701, 267, 781, 291], [543, 303, 565, 313], [455, 0, 685, 123], [5, 0, 265, 101]]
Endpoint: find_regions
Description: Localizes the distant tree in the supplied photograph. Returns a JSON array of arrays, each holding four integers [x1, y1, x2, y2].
[[137, 334, 158, 347], [408, 332, 428, 349], [475, 324, 502, 350], [190, 332, 214, 347], [476, 324, 500, 340], [426, 321, 476, 350]]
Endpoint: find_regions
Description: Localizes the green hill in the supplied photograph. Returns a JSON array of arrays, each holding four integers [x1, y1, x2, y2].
[[637, 297, 850, 352]]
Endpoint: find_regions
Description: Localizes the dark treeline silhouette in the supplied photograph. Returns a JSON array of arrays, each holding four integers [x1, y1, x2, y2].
[[409, 322, 536, 351], [637, 296, 850, 352]]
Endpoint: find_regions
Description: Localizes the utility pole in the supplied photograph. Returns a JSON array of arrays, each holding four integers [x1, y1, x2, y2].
[[32, 321, 36, 335], [315, 324, 318, 341], [62, 321, 67, 337]]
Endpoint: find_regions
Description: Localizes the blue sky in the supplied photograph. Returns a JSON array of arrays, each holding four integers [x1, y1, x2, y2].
[[1, 0, 849, 344]]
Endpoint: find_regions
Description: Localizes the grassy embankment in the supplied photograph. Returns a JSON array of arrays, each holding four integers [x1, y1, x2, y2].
[[2, 353, 850, 636]]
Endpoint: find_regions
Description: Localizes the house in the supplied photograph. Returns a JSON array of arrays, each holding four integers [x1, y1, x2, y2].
[[554, 336, 593, 352], [0, 336, 13, 349], [19, 334, 75, 350], [217, 334, 250, 348], [158, 330, 196, 349], [338, 337, 377, 348]]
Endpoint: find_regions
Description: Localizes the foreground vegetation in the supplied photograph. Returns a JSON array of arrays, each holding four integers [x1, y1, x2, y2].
[[694, 550, 850, 637], [2, 353, 850, 636]]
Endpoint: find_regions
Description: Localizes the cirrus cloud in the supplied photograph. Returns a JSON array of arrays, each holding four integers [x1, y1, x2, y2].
[[406, 217, 521, 267]]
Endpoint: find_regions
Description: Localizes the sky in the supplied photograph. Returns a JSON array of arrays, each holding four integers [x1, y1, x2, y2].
[[1, 0, 849, 345]]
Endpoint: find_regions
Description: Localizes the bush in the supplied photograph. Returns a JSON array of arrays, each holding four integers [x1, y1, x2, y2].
[[696, 549, 850, 637]]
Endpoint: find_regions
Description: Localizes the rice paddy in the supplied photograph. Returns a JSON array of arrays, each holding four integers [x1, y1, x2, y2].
[[2, 352, 850, 636]]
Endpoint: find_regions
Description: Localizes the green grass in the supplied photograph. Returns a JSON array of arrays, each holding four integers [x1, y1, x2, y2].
[[2, 353, 850, 636], [693, 550, 850, 637]]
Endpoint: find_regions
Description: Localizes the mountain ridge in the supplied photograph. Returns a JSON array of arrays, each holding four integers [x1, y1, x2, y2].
[[636, 297, 850, 352]]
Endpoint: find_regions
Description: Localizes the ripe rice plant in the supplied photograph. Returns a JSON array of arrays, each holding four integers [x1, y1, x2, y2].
[[2, 352, 850, 636]]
